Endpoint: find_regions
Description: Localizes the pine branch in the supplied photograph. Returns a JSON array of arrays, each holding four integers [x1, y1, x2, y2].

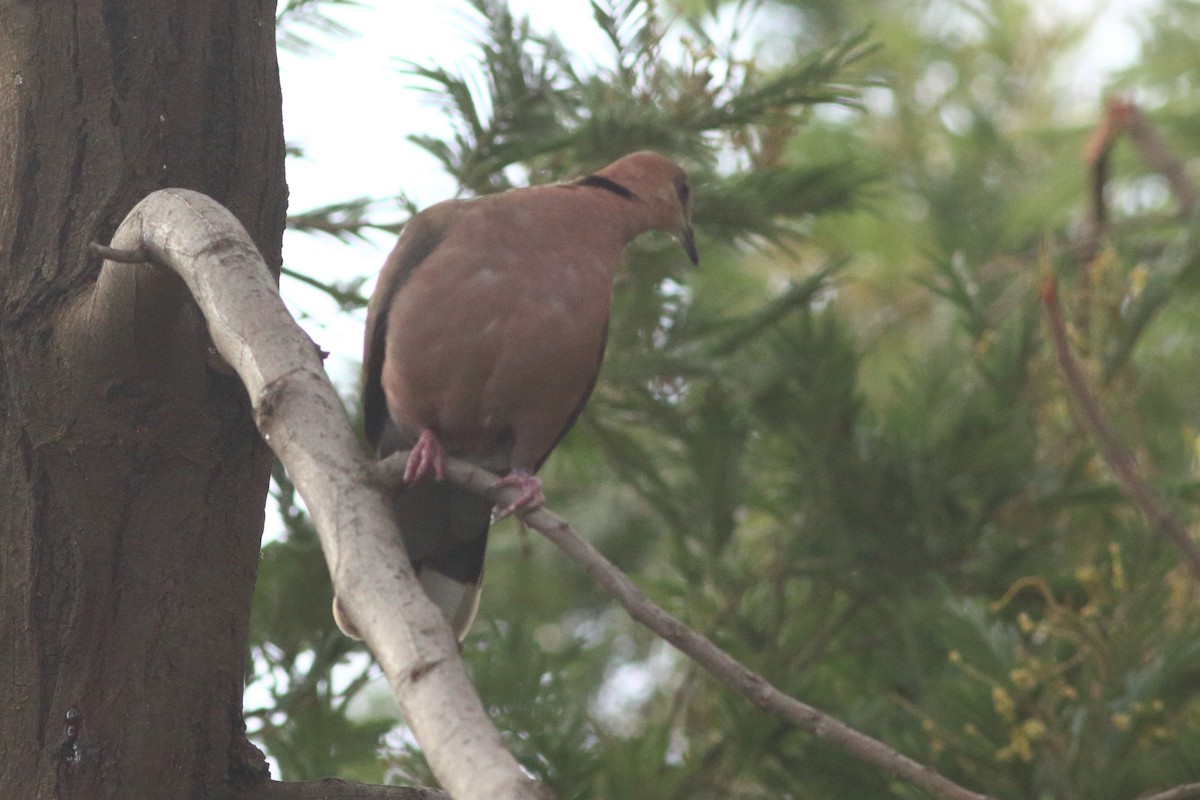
[[287, 198, 407, 242], [694, 32, 876, 131], [401, 0, 576, 193], [276, 0, 362, 55], [401, 0, 872, 213], [280, 266, 369, 312], [368, 454, 997, 800]]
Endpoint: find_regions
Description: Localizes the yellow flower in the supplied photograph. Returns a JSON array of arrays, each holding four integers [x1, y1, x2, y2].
[[993, 687, 1016, 723], [996, 719, 1044, 764], [1129, 263, 1148, 299], [1149, 725, 1173, 741], [1009, 667, 1037, 690], [974, 329, 995, 358], [997, 736, 1033, 763], [1111, 712, 1133, 732], [1108, 542, 1126, 591]]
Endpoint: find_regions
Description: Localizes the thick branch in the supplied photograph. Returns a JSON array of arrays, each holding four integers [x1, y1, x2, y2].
[[367, 455, 996, 800], [1040, 274, 1200, 583], [92, 189, 548, 800]]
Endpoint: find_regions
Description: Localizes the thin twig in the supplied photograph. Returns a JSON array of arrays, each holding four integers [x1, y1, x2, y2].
[[1114, 99, 1199, 216], [1082, 101, 1118, 242], [1040, 273, 1200, 583], [1077, 99, 1200, 339], [1079, 98, 1119, 334], [1083, 98, 1199, 234], [1136, 783, 1200, 800], [280, 265, 369, 310], [367, 455, 996, 800], [89, 242, 150, 263]]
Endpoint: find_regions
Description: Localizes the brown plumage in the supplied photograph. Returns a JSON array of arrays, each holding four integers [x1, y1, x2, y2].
[[362, 151, 698, 639]]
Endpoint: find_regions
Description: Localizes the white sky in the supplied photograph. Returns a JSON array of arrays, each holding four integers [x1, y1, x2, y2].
[[277, 1, 610, 395]]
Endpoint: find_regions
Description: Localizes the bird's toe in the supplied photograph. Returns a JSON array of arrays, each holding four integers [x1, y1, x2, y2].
[[493, 471, 544, 519], [404, 429, 447, 484]]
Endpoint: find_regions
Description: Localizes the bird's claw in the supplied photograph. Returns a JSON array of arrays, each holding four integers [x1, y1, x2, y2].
[[404, 429, 446, 484], [493, 471, 544, 520]]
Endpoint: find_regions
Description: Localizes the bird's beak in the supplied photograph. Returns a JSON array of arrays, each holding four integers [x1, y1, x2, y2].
[[679, 224, 699, 266]]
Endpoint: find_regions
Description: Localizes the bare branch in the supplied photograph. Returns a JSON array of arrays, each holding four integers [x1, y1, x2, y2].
[[92, 188, 549, 800], [1079, 97, 1119, 334], [367, 454, 997, 800], [1082, 100, 1117, 241], [88, 242, 150, 263], [1078, 99, 1198, 339], [1040, 273, 1200, 583], [1084, 98, 1198, 228], [1112, 99, 1198, 216]]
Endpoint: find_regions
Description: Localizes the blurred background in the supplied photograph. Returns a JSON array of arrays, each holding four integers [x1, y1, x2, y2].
[[254, 1, 1200, 797]]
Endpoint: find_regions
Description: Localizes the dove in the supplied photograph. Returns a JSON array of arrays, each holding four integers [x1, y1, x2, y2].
[[362, 151, 697, 638]]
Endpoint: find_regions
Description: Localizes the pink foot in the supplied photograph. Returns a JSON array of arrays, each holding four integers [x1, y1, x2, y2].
[[493, 469, 544, 519], [404, 429, 446, 484]]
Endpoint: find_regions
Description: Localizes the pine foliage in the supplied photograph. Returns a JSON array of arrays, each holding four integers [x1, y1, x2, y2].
[[258, 1, 1200, 797]]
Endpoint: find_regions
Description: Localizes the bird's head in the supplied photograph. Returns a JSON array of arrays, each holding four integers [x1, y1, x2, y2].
[[592, 151, 699, 265]]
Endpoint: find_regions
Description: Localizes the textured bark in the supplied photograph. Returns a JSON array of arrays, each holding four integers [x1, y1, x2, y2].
[[0, 3, 286, 799]]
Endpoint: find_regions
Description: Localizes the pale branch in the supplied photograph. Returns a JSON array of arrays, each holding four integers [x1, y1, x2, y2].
[[367, 454, 997, 800], [88, 242, 151, 263], [91, 188, 550, 800], [1040, 274, 1200, 583]]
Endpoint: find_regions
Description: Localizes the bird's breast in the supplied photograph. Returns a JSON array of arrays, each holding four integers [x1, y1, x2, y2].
[[382, 252, 612, 455]]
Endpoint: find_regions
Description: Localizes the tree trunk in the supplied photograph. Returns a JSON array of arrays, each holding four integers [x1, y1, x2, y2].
[[0, 3, 286, 799]]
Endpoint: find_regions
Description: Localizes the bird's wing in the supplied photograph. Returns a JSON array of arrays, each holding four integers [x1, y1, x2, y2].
[[529, 318, 610, 474], [362, 201, 462, 450]]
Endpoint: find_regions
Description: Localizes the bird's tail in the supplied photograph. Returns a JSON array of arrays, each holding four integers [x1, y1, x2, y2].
[[392, 479, 492, 640]]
